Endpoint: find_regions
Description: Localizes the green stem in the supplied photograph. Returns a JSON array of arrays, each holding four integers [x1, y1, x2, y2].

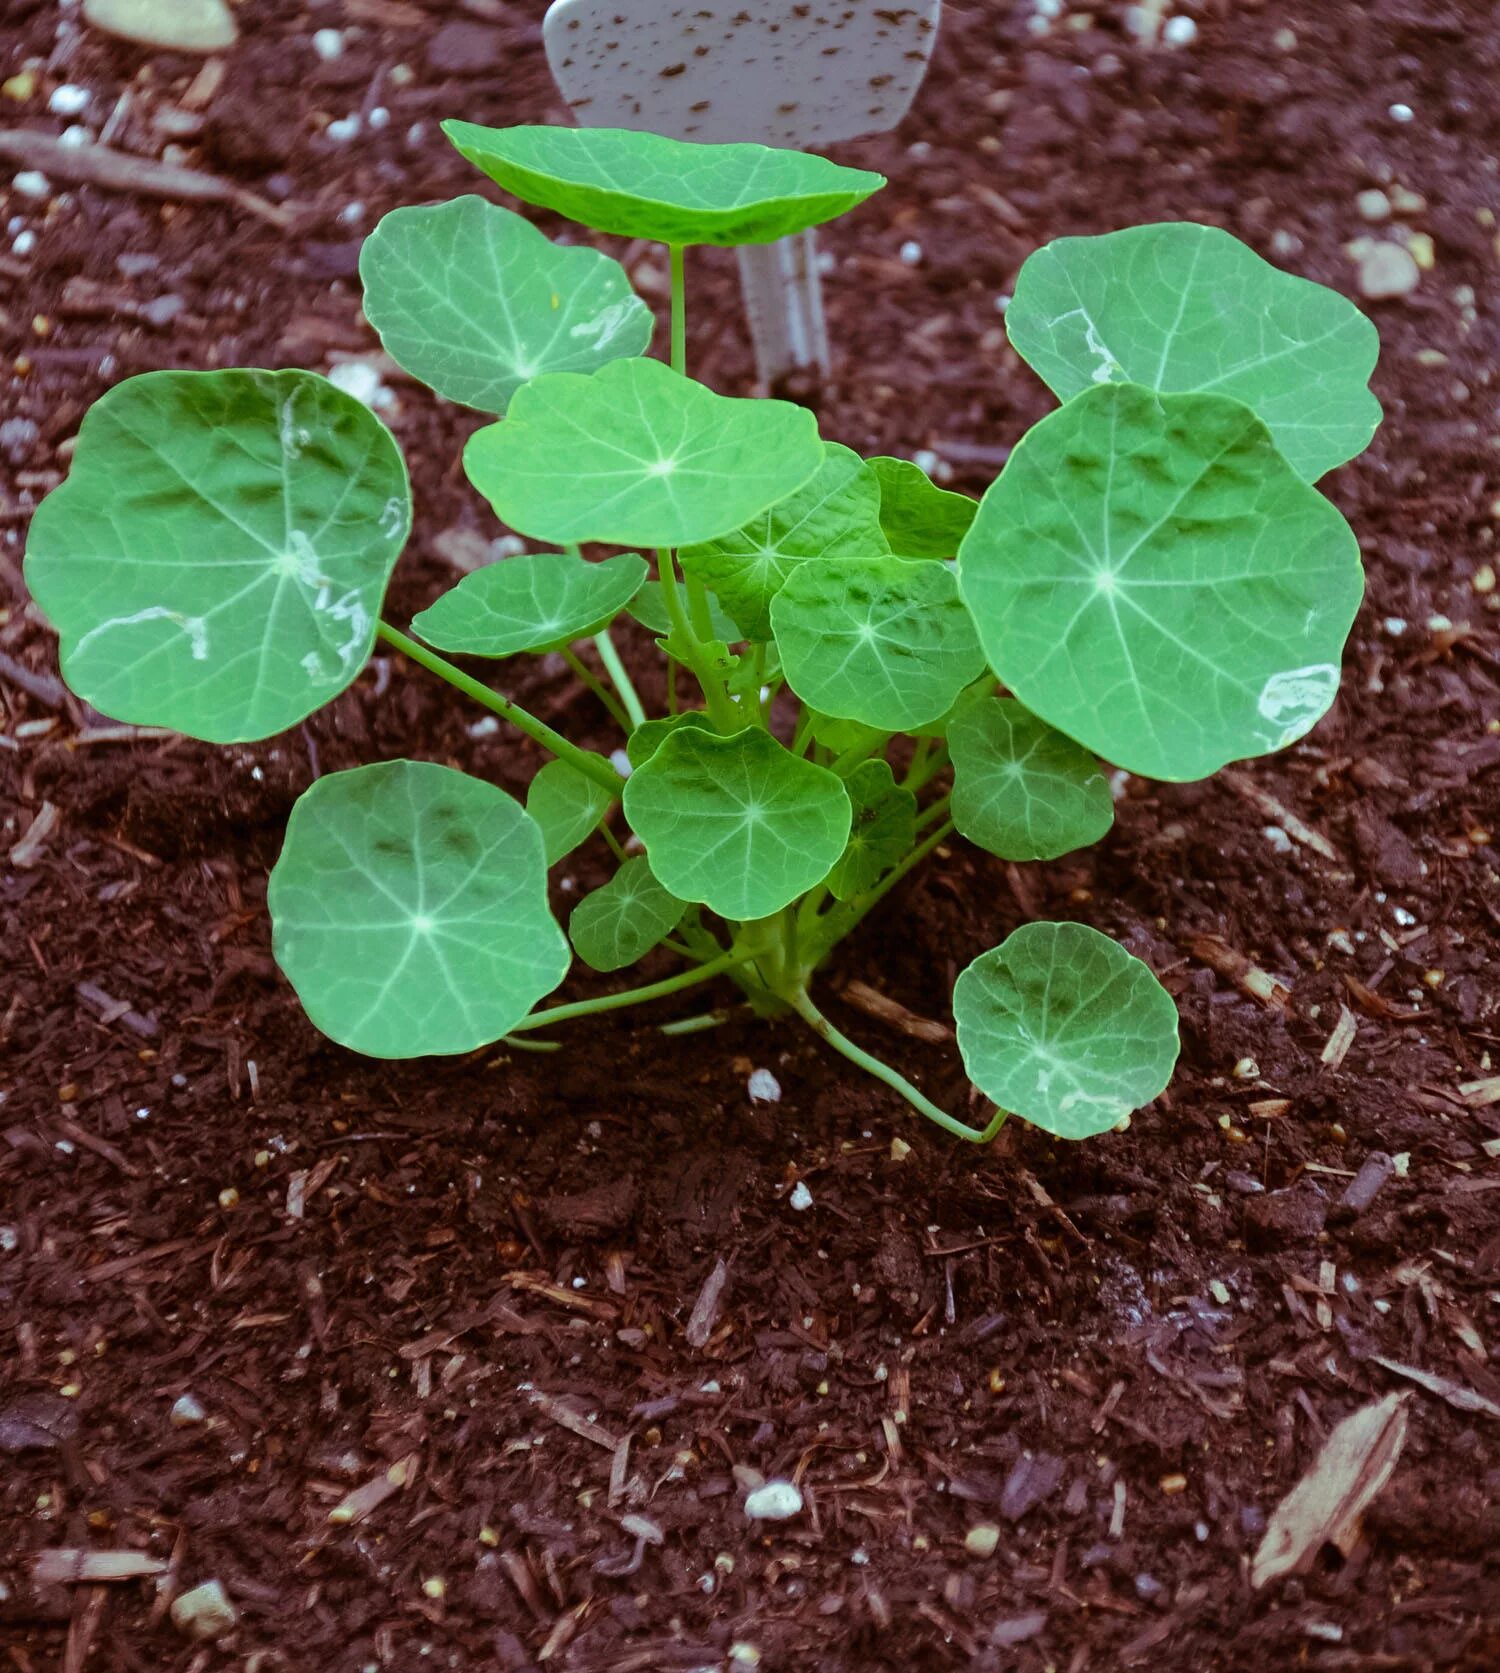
[[789, 989, 1007, 1145], [914, 792, 952, 833], [600, 821, 629, 864], [562, 647, 631, 732], [669, 244, 687, 377], [811, 819, 955, 956], [507, 948, 751, 1033], [830, 736, 882, 777], [593, 628, 647, 729], [656, 548, 737, 728], [659, 1009, 732, 1036], [904, 741, 949, 793], [376, 622, 622, 797], [791, 708, 817, 758]]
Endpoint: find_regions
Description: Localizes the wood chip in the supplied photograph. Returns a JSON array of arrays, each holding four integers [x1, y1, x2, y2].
[[1458, 1075, 1500, 1107], [10, 801, 60, 868], [1320, 1004, 1359, 1070], [530, 1389, 623, 1451], [327, 1453, 417, 1525], [840, 980, 952, 1042], [1251, 1392, 1409, 1589], [1185, 933, 1290, 1008], [1220, 768, 1343, 862], [1372, 1357, 1500, 1420], [33, 1550, 168, 1585], [684, 1256, 730, 1349]]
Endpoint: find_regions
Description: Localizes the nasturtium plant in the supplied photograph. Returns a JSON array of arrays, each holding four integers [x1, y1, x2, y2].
[[24, 116, 1381, 1148]]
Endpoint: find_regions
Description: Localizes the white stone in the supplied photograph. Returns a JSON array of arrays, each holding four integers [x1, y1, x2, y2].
[[609, 747, 632, 778], [1382, 616, 1408, 636], [747, 1068, 781, 1103], [312, 27, 345, 60], [170, 1393, 206, 1427], [788, 1181, 813, 1212], [326, 115, 362, 144], [1357, 242, 1420, 300], [48, 85, 91, 116], [326, 360, 385, 408], [1263, 825, 1293, 855], [83, 0, 238, 53], [169, 1580, 238, 1642], [744, 1480, 803, 1520], [1388, 102, 1414, 122], [12, 230, 36, 256], [1356, 188, 1391, 222], [1162, 15, 1198, 46], [13, 172, 50, 199], [899, 239, 923, 266]]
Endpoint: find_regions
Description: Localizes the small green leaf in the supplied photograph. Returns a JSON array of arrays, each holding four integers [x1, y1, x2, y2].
[[359, 196, 653, 415], [680, 443, 888, 640], [411, 551, 647, 658], [807, 711, 888, 759], [869, 456, 978, 557], [958, 382, 1364, 782], [25, 369, 410, 744], [628, 581, 741, 643], [465, 357, 823, 548], [908, 676, 993, 740], [953, 921, 1179, 1140], [569, 856, 686, 971], [268, 759, 569, 1058], [625, 710, 717, 770], [622, 726, 850, 921], [826, 760, 917, 900], [949, 697, 1114, 862], [772, 554, 987, 731], [526, 759, 616, 864], [1005, 222, 1381, 481], [443, 121, 884, 247]]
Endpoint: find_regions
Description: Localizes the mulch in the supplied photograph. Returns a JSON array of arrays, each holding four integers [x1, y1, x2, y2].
[[2, 0, 1500, 1668]]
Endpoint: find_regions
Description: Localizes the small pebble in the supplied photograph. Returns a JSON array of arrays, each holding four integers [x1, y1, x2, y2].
[[747, 1067, 781, 1103], [609, 747, 631, 778], [964, 1523, 1001, 1557], [48, 84, 91, 116], [337, 200, 365, 226], [788, 1181, 813, 1212], [58, 124, 92, 149], [1263, 824, 1293, 855], [326, 114, 362, 144], [366, 106, 390, 131], [1388, 102, 1414, 123], [326, 360, 385, 407], [1162, 15, 1198, 47], [1357, 242, 1420, 299], [170, 1580, 237, 1643], [13, 171, 50, 199], [11, 229, 35, 255], [170, 1393, 206, 1427], [1382, 616, 1408, 636], [312, 27, 344, 59], [744, 1480, 803, 1520], [1356, 188, 1391, 222], [898, 239, 923, 265]]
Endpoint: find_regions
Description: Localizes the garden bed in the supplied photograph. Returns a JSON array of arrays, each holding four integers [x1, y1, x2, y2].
[[3, 0, 1499, 1668]]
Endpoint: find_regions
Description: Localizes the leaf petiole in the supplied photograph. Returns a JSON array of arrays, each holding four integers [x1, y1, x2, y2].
[[593, 627, 647, 729], [507, 946, 756, 1033], [562, 645, 632, 731]]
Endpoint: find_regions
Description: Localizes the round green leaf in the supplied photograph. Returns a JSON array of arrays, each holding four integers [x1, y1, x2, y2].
[[869, 456, 978, 558], [681, 443, 888, 640], [464, 357, 823, 548], [625, 710, 716, 770], [953, 922, 1179, 1140], [443, 121, 884, 247], [826, 760, 917, 901], [957, 383, 1364, 782], [411, 551, 647, 658], [268, 759, 569, 1058], [1006, 222, 1381, 482], [949, 697, 1114, 862], [569, 856, 686, 972], [772, 554, 987, 731], [24, 369, 410, 744], [359, 196, 653, 415], [526, 759, 616, 864], [622, 726, 850, 921], [628, 582, 741, 645]]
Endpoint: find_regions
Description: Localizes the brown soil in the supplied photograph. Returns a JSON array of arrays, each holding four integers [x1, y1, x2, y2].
[[3, 1, 1500, 1669]]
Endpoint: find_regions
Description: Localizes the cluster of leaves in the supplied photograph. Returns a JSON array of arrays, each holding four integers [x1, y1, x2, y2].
[[24, 121, 1379, 1143]]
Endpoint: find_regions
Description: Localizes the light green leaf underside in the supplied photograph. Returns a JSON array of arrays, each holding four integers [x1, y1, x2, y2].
[[443, 121, 885, 247], [527, 758, 616, 864], [957, 382, 1364, 782], [359, 196, 653, 416], [680, 442, 888, 640], [949, 697, 1114, 862], [1006, 222, 1381, 482], [411, 551, 647, 657], [953, 921, 1179, 1141], [869, 456, 978, 558], [569, 856, 686, 971], [24, 369, 410, 744], [772, 554, 987, 731], [268, 759, 569, 1058], [622, 726, 851, 921], [465, 358, 823, 548], [625, 710, 717, 769], [628, 581, 741, 644], [826, 759, 917, 900]]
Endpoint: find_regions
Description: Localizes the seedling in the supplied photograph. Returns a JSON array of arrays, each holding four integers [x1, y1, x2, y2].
[[25, 124, 1381, 1144]]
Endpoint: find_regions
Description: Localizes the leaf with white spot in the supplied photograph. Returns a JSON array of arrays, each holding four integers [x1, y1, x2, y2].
[[359, 196, 653, 415], [1006, 222, 1381, 481], [772, 554, 986, 731], [268, 759, 569, 1057], [949, 697, 1113, 861], [957, 382, 1364, 782], [826, 760, 916, 900], [622, 726, 850, 921], [411, 552, 647, 657], [526, 759, 615, 864], [465, 358, 823, 548], [570, 856, 686, 971], [25, 369, 410, 743], [443, 121, 884, 247], [869, 456, 977, 557], [953, 921, 1179, 1140]]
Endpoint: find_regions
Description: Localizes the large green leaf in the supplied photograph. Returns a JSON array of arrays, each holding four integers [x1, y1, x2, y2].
[[628, 582, 741, 644], [953, 921, 1179, 1140], [1005, 222, 1381, 482], [268, 759, 569, 1057], [772, 554, 987, 731], [949, 697, 1114, 862], [465, 357, 822, 548], [526, 759, 615, 864], [25, 369, 410, 744], [443, 121, 884, 247], [622, 726, 850, 921], [359, 196, 653, 415], [680, 443, 888, 640], [869, 456, 978, 558], [569, 856, 686, 972], [411, 551, 646, 658], [826, 760, 916, 900], [957, 383, 1364, 782]]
